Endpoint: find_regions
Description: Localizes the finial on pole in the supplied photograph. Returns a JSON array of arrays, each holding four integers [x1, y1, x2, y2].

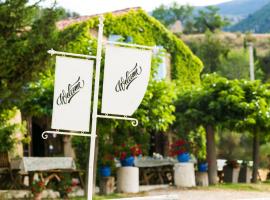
[[99, 15, 104, 23], [48, 48, 55, 56]]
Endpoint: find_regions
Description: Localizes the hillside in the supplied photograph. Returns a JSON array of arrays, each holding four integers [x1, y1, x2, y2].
[[229, 2, 270, 33], [216, 0, 270, 17], [196, 0, 270, 24], [180, 32, 270, 56]]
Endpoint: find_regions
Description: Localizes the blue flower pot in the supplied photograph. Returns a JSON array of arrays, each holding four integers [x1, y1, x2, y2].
[[198, 163, 208, 172], [177, 153, 190, 162], [100, 166, 111, 177], [120, 156, 135, 167]]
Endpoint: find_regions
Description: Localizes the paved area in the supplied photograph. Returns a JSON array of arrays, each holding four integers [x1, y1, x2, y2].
[[145, 188, 270, 200]]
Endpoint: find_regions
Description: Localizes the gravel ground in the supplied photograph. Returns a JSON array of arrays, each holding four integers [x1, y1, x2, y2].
[[146, 188, 270, 200]]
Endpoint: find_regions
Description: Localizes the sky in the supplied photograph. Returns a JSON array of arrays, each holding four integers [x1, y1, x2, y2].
[[41, 0, 232, 16]]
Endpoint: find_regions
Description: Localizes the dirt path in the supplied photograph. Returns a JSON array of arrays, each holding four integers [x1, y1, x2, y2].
[[146, 188, 270, 200]]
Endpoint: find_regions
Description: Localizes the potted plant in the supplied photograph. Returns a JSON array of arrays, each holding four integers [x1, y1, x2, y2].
[[223, 160, 240, 183], [238, 161, 252, 183], [53, 173, 73, 199], [31, 180, 46, 200], [114, 143, 142, 167], [99, 154, 114, 177], [197, 159, 208, 172], [169, 139, 191, 162]]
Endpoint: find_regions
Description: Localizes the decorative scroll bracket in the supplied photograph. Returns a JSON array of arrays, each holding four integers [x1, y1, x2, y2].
[[41, 130, 91, 139], [97, 114, 138, 126]]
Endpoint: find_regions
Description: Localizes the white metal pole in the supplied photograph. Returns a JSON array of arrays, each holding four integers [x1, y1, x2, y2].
[[87, 15, 104, 200], [248, 42, 255, 81]]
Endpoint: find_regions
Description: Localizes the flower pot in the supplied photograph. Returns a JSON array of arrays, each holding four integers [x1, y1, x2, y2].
[[33, 192, 42, 200], [120, 156, 135, 166], [223, 165, 240, 183], [198, 163, 208, 172], [177, 153, 190, 162], [174, 163, 196, 187], [100, 166, 111, 177], [59, 191, 68, 199], [238, 165, 252, 183], [117, 167, 139, 193]]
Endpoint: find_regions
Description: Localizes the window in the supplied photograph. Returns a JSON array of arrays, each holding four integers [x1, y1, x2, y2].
[[154, 46, 167, 80], [108, 34, 123, 42]]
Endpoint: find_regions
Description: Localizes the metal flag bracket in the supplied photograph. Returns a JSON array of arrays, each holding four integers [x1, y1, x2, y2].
[[97, 114, 138, 126], [41, 130, 91, 139], [47, 49, 96, 60]]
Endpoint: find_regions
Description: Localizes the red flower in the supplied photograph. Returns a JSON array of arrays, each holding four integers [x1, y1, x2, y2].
[[66, 187, 72, 193], [120, 152, 127, 160], [114, 143, 143, 160], [169, 139, 190, 157]]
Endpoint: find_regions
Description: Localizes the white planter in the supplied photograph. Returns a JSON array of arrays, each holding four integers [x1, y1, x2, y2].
[[174, 163, 196, 187], [195, 172, 209, 186], [117, 167, 139, 193]]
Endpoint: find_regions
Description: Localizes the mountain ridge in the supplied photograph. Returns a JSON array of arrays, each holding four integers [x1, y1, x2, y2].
[[229, 2, 270, 33]]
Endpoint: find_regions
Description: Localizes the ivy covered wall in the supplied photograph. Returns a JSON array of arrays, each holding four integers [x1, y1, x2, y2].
[[57, 9, 203, 86]]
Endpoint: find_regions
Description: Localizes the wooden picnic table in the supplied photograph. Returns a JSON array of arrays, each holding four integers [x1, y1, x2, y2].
[[134, 158, 177, 185], [10, 157, 84, 188]]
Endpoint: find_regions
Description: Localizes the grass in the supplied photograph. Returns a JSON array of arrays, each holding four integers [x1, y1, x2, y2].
[[70, 182, 270, 199], [202, 182, 270, 192]]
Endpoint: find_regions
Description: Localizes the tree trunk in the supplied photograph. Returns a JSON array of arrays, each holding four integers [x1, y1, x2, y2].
[[252, 131, 260, 183], [206, 125, 218, 185]]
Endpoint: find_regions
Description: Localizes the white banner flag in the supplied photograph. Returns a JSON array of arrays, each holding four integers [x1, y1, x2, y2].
[[101, 45, 152, 116], [51, 56, 93, 132]]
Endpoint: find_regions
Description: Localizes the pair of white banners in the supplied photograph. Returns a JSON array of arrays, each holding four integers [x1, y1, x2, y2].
[[51, 45, 152, 132]]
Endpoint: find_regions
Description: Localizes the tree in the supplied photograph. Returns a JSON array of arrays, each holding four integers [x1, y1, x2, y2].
[[151, 4, 175, 27], [187, 31, 229, 73], [152, 2, 194, 32], [194, 6, 230, 33], [175, 74, 270, 184], [236, 80, 270, 183], [258, 53, 270, 82], [217, 130, 252, 161], [217, 50, 250, 80], [0, 0, 59, 111], [175, 75, 245, 184]]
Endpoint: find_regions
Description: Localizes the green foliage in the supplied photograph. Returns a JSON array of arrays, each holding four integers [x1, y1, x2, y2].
[[31, 180, 45, 194], [258, 52, 270, 82], [152, 3, 194, 29], [0, 0, 60, 110], [152, 4, 229, 33], [49, 173, 73, 197], [194, 6, 230, 33], [217, 130, 252, 161], [135, 80, 176, 132], [20, 9, 202, 168], [187, 31, 229, 73], [0, 108, 21, 153], [260, 143, 270, 168], [217, 50, 250, 80], [71, 137, 89, 169], [188, 126, 207, 161], [236, 80, 270, 132], [176, 74, 270, 132], [101, 10, 202, 83], [21, 70, 54, 116]]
